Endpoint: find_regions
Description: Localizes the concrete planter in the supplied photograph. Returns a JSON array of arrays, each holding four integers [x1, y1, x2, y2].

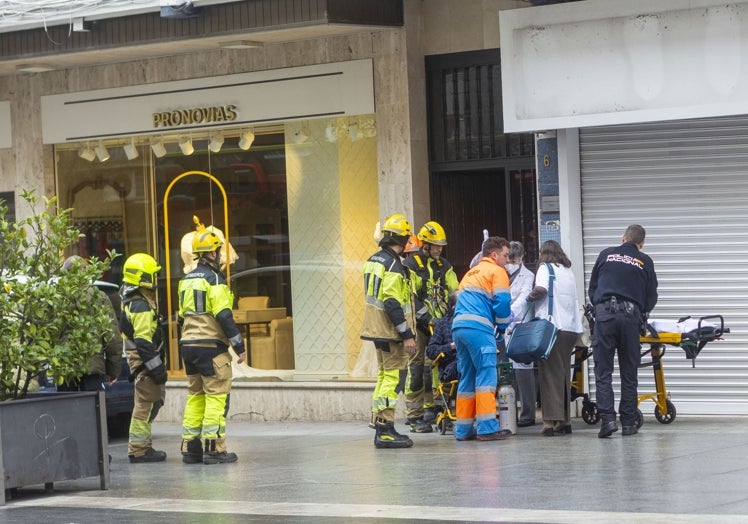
[[0, 391, 109, 504]]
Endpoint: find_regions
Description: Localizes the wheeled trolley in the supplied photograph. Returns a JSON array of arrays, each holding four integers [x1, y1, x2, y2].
[[431, 351, 458, 435], [581, 306, 728, 428]]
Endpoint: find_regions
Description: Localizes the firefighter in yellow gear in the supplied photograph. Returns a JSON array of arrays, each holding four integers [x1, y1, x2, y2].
[[361, 213, 417, 448], [403, 221, 459, 432], [178, 228, 246, 465], [120, 253, 168, 463]]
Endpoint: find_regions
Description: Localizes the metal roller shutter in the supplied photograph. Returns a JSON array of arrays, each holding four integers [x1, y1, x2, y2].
[[580, 116, 748, 416]]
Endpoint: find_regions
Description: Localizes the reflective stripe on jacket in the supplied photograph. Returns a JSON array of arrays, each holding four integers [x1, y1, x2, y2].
[[452, 256, 512, 334]]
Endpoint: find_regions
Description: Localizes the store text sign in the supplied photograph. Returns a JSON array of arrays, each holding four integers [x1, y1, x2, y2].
[[152, 104, 238, 128], [39, 59, 374, 144]]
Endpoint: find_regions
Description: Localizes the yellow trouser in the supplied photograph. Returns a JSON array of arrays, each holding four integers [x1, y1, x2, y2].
[[372, 341, 409, 423], [182, 351, 232, 452], [128, 373, 165, 455]]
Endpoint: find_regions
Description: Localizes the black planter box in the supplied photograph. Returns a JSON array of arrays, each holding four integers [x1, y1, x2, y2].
[[0, 390, 109, 504]]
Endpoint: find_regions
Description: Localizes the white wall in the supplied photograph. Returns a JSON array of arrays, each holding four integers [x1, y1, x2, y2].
[[501, 0, 748, 132]]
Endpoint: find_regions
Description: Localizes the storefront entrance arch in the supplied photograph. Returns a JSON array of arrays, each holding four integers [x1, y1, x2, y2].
[[163, 170, 229, 373]]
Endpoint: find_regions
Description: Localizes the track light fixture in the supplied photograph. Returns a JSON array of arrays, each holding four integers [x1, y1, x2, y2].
[[179, 135, 195, 156], [78, 143, 95, 162], [238, 129, 255, 150], [94, 141, 110, 162], [325, 120, 338, 143], [208, 131, 224, 153], [123, 138, 139, 160], [150, 137, 167, 158], [348, 122, 360, 142]]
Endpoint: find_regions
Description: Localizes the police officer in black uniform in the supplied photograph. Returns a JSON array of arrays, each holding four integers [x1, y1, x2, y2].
[[588, 224, 658, 438]]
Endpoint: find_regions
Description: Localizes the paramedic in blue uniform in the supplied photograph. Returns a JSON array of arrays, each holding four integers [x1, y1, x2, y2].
[[588, 224, 658, 438]]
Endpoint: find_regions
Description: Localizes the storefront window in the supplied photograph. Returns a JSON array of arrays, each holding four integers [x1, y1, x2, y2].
[[54, 116, 379, 378]]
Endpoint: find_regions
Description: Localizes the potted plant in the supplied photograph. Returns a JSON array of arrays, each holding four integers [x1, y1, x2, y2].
[[0, 189, 116, 503]]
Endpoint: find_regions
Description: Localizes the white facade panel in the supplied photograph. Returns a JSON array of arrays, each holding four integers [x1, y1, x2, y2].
[[40, 59, 375, 144], [500, 0, 748, 132], [580, 116, 748, 416]]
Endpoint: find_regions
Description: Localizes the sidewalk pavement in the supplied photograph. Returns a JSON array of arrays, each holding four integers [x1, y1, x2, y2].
[[2, 416, 748, 523]]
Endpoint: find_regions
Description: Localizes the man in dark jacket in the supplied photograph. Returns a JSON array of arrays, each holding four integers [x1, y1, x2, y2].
[[588, 224, 658, 438]]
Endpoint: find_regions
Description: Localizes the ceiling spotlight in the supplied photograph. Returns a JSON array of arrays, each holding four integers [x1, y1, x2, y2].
[[179, 135, 194, 156], [123, 138, 139, 160], [208, 131, 224, 153], [238, 129, 255, 150], [78, 144, 96, 162], [150, 137, 167, 158], [94, 141, 110, 162], [325, 120, 338, 143], [348, 123, 360, 142]]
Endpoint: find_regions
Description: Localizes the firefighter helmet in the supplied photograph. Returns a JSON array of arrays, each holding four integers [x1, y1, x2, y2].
[[122, 253, 161, 289], [192, 229, 223, 254], [417, 221, 447, 246], [381, 213, 412, 248], [382, 214, 412, 237], [404, 234, 421, 254]]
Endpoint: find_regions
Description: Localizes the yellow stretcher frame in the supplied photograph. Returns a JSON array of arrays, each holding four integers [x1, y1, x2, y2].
[[578, 310, 727, 428]]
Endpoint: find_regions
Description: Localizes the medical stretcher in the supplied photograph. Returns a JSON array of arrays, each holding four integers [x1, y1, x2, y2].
[[579, 306, 728, 428]]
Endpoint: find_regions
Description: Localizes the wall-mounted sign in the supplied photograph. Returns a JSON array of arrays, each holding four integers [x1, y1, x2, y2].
[[40, 59, 375, 144], [541, 195, 559, 213], [0, 101, 10, 149], [153, 104, 238, 128]]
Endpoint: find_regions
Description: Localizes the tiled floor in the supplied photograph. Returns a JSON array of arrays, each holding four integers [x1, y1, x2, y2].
[[3, 417, 748, 523]]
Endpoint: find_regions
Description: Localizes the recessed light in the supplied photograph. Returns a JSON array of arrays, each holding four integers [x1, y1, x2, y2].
[[16, 64, 55, 73], [219, 40, 264, 49]]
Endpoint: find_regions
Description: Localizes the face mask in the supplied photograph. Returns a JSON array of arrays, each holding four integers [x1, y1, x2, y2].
[[505, 263, 520, 273]]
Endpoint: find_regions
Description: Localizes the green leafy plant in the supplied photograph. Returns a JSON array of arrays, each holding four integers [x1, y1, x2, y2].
[[0, 189, 116, 400]]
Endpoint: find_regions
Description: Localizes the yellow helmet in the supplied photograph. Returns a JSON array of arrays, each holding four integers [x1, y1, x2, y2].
[[192, 230, 223, 254], [417, 221, 447, 246], [122, 253, 161, 289], [381, 213, 412, 247], [382, 213, 412, 237]]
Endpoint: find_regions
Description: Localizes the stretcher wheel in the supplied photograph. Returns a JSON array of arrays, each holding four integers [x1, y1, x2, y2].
[[438, 417, 453, 434], [654, 401, 676, 424], [582, 403, 600, 425], [635, 409, 644, 429]]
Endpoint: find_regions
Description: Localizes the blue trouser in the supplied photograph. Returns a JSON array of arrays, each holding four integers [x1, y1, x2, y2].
[[453, 326, 499, 439], [592, 308, 641, 426]]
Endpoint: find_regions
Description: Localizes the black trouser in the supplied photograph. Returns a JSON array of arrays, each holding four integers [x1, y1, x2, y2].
[[592, 306, 641, 426]]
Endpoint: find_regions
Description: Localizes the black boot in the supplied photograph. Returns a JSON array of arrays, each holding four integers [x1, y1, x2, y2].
[[181, 438, 202, 464], [374, 419, 413, 449], [203, 438, 238, 465], [129, 447, 167, 463]]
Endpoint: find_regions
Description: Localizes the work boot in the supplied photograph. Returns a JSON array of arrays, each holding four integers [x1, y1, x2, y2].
[[129, 447, 167, 463], [423, 408, 436, 424], [203, 438, 238, 465], [408, 417, 433, 433], [374, 419, 413, 449], [181, 438, 203, 464]]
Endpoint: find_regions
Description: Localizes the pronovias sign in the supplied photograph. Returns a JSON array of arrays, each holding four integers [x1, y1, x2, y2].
[[152, 104, 238, 128], [40, 60, 374, 144]]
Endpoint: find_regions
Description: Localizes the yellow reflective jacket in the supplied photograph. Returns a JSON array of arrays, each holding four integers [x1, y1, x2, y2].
[[178, 262, 244, 353], [361, 246, 416, 343]]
